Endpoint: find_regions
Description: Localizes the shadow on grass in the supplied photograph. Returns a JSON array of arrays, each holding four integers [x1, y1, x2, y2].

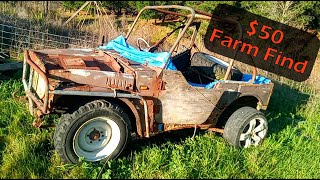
[[264, 80, 310, 135], [120, 127, 214, 159], [0, 136, 6, 164], [111, 128, 214, 178]]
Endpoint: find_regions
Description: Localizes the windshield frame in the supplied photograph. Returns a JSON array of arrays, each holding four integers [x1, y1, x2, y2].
[[125, 5, 195, 55]]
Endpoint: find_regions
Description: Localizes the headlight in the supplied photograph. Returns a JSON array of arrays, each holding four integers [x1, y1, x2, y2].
[[31, 70, 46, 99]]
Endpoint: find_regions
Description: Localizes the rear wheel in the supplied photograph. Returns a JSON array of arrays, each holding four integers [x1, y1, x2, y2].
[[223, 106, 268, 148], [54, 100, 131, 163]]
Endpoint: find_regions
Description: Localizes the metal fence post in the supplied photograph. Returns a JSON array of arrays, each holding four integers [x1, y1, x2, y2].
[[28, 29, 31, 51], [41, 30, 45, 49], [0, 24, 3, 51]]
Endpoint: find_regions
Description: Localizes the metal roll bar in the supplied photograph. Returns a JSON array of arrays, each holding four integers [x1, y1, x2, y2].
[[126, 5, 257, 82]]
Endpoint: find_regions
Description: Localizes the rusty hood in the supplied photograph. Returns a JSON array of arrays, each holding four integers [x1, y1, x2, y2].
[[31, 48, 123, 72], [25, 48, 161, 93]]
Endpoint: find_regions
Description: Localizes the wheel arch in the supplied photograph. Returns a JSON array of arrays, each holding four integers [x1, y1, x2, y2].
[[237, 94, 262, 108], [215, 95, 261, 127], [52, 95, 142, 137]]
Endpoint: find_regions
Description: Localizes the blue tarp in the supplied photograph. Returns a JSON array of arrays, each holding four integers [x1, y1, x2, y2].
[[188, 80, 221, 89], [98, 35, 177, 70], [188, 74, 271, 89], [241, 74, 271, 84]]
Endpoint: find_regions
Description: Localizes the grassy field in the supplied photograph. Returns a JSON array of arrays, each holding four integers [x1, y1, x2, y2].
[[0, 69, 319, 179]]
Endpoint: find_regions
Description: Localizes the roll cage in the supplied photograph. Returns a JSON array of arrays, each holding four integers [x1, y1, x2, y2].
[[125, 5, 257, 81]]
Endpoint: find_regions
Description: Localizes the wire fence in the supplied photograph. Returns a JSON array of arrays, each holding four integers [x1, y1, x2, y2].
[[0, 23, 101, 59]]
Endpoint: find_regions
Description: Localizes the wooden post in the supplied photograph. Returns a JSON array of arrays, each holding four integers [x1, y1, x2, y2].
[[44, 1, 49, 18], [63, 1, 91, 26]]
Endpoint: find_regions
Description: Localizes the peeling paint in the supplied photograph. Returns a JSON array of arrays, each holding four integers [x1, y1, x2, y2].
[[101, 71, 116, 76], [123, 74, 134, 79], [69, 48, 94, 52], [94, 75, 103, 80], [69, 69, 91, 77]]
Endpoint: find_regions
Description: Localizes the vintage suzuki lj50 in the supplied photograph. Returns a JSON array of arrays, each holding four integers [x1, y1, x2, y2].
[[22, 5, 274, 163]]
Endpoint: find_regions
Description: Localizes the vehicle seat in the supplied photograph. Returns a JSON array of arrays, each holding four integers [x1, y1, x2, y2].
[[184, 52, 243, 85], [171, 49, 191, 73]]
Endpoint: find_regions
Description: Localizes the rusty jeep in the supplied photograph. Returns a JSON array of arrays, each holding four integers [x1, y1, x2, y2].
[[22, 5, 274, 163]]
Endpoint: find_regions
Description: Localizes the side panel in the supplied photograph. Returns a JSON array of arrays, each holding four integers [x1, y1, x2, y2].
[[155, 70, 222, 124], [238, 83, 274, 109], [215, 82, 274, 109]]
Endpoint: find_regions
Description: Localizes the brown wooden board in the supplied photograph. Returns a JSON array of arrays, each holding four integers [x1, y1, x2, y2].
[[155, 70, 223, 124]]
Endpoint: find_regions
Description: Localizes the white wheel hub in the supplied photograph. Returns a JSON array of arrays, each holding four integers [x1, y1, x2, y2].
[[239, 117, 267, 148], [73, 117, 121, 162]]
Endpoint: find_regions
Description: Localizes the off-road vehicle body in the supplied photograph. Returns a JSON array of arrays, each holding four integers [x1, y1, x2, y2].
[[22, 5, 274, 163]]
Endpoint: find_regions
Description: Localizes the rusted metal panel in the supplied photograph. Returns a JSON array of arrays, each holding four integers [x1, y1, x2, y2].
[[146, 98, 155, 133], [35, 48, 96, 56], [163, 124, 213, 131], [33, 49, 122, 72], [55, 84, 115, 92], [48, 69, 134, 91], [119, 98, 144, 138], [61, 57, 86, 67], [28, 50, 47, 72], [57, 54, 120, 72], [134, 68, 159, 96], [28, 45, 164, 97]]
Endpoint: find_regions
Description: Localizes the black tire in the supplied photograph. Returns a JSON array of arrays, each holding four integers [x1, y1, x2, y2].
[[223, 106, 268, 148], [54, 99, 131, 164]]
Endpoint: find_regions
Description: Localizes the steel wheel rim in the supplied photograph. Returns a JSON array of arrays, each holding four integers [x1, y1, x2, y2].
[[73, 117, 121, 162], [239, 117, 267, 148]]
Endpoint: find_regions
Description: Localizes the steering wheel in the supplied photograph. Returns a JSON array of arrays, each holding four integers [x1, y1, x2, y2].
[[136, 38, 150, 51]]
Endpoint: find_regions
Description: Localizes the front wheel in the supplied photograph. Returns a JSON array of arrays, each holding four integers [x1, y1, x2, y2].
[[54, 100, 131, 163], [223, 106, 268, 148]]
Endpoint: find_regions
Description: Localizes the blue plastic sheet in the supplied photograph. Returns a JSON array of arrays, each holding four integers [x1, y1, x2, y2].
[[188, 80, 221, 89], [188, 74, 271, 89], [98, 35, 177, 70], [241, 74, 271, 84]]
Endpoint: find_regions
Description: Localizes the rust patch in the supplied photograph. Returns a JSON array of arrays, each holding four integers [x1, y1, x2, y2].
[[119, 98, 144, 138], [58, 85, 114, 92], [28, 50, 46, 72], [33, 49, 122, 72], [163, 124, 213, 131], [62, 57, 86, 67], [48, 69, 134, 91]]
